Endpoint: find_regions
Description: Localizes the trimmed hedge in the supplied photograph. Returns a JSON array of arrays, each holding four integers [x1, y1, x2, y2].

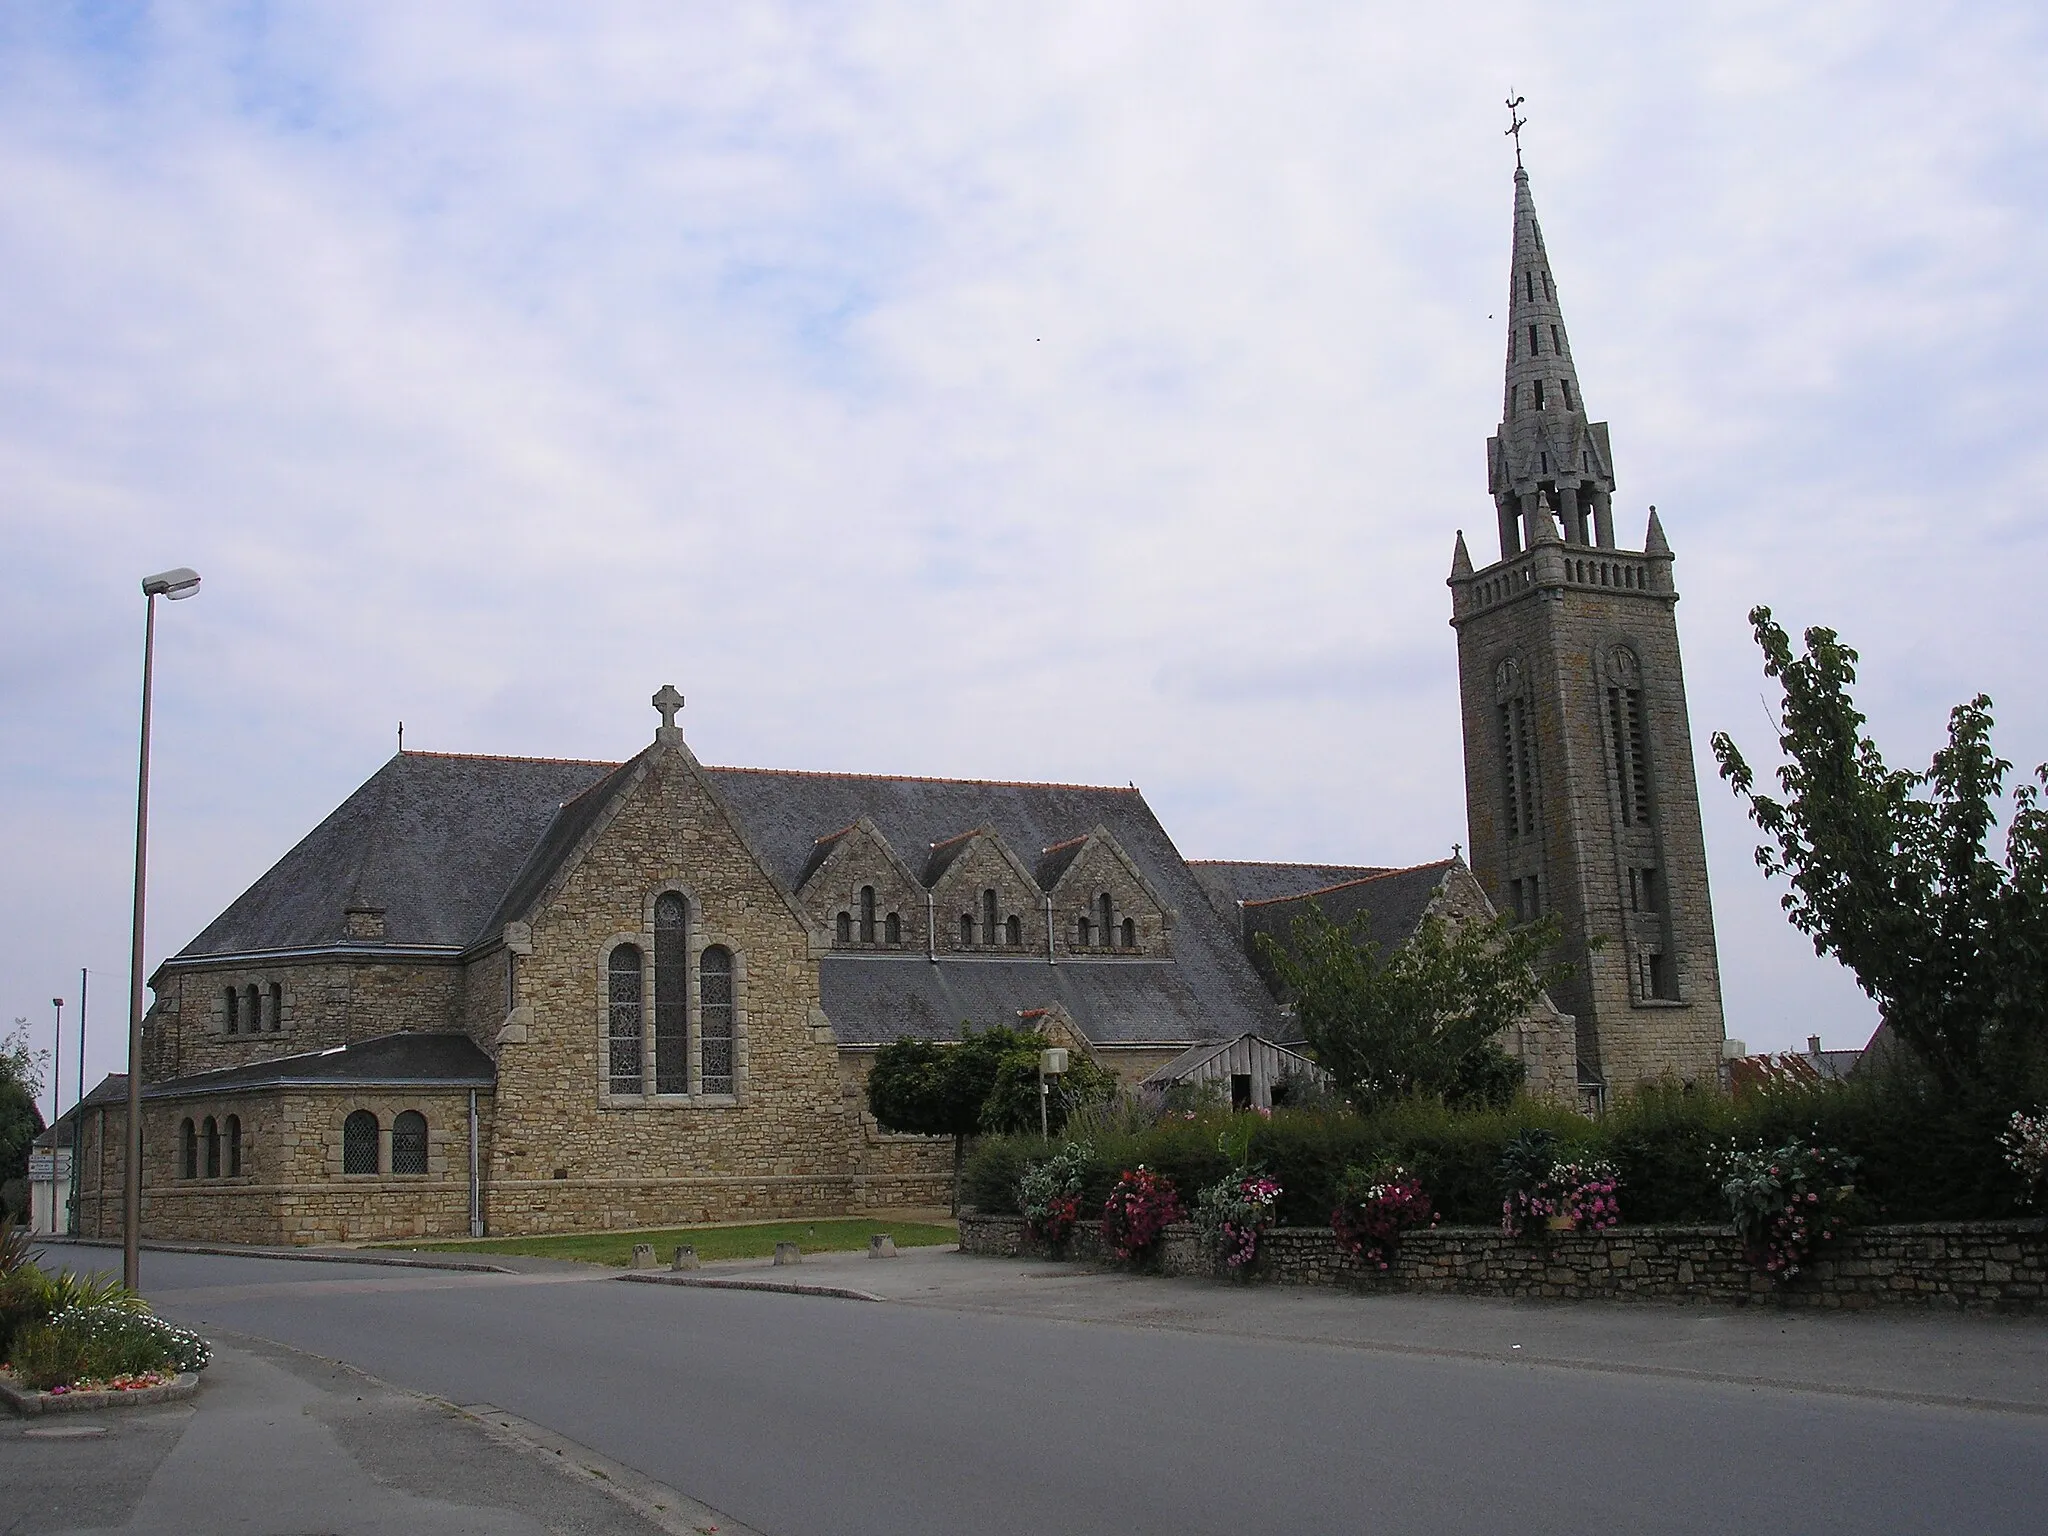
[[964, 1070, 2042, 1228]]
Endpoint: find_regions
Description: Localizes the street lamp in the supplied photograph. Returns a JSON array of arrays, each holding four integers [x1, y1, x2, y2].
[[123, 566, 200, 1292], [50, 997, 63, 1138]]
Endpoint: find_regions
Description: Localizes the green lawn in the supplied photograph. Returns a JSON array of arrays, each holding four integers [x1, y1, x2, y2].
[[375, 1217, 958, 1267]]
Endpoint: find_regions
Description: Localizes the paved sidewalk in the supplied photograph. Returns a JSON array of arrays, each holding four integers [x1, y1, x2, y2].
[[0, 1332, 754, 1536], [633, 1243, 2048, 1413]]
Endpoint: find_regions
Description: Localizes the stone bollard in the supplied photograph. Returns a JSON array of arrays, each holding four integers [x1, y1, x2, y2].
[[868, 1234, 898, 1259], [630, 1243, 656, 1269], [672, 1245, 699, 1271], [773, 1241, 802, 1266]]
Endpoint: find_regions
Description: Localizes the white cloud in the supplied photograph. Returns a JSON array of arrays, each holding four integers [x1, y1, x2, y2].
[[6, 2, 2048, 1093]]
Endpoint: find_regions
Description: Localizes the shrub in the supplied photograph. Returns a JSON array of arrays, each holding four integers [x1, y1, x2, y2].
[[1100, 1167, 1183, 1264], [1329, 1164, 1435, 1271], [1019, 1142, 1094, 1248], [2000, 1108, 2048, 1204], [9, 1303, 210, 1391], [1716, 1139, 1860, 1281], [1193, 1171, 1282, 1271]]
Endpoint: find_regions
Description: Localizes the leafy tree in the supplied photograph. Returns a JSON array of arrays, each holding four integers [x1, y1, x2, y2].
[[866, 1024, 1049, 1211], [1254, 904, 1565, 1111], [1711, 607, 2048, 1094], [0, 1023, 47, 1221], [980, 1049, 1118, 1136]]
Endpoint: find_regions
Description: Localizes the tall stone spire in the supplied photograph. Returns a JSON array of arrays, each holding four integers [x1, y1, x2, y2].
[[1486, 166, 1616, 558]]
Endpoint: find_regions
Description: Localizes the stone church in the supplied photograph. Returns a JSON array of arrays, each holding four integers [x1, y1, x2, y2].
[[68, 162, 1725, 1245]]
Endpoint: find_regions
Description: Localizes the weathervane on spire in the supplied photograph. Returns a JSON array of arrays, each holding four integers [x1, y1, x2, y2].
[[1505, 93, 1527, 169]]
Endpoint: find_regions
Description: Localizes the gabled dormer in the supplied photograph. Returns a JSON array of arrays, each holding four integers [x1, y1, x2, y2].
[[1040, 827, 1172, 957], [925, 827, 1044, 954], [797, 815, 925, 951]]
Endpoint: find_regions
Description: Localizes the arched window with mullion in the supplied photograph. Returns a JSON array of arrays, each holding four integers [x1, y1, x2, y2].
[[654, 895, 689, 1095], [203, 1116, 221, 1178], [342, 1110, 379, 1175], [607, 944, 646, 1095]]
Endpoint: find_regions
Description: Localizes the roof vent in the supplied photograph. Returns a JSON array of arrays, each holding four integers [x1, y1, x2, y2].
[[344, 906, 388, 941]]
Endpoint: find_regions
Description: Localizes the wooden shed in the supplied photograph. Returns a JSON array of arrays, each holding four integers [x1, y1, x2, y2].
[[1140, 1033, 1329, 1111]]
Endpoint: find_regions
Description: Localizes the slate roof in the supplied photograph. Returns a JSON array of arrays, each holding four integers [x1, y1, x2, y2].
[[178, 752, 616, 958], [705, 766, 1285, 1047], [1237, 860, 1459, 960], [1187, 859, 1393, 921], [31, 1073, 128, 1148], [167, 749, 1305, 1049], [142, 1033, 494, 1099]]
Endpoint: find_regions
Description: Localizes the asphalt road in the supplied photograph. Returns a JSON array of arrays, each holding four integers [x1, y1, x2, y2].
[[132, 1250, 2048, 1536]]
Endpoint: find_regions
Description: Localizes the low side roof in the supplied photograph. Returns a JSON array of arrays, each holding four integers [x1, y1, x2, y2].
[[1187, 860, 1394, 920], [1239, 860, 1458, 960], [177, 752, 618, 958], [142, 1033, 494, 1099]]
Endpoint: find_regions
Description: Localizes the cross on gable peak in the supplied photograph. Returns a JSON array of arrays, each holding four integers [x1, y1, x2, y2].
[[651, 684, 685, 733]]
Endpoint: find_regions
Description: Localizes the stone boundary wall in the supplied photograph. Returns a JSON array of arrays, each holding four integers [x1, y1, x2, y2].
[[958, 1213, 2048, 1312]]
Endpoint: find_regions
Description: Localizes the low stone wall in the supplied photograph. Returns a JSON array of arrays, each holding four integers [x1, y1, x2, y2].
[[958, 1213, 2048, 1312]]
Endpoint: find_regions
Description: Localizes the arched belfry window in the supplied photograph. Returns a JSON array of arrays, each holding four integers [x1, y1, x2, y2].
[[860, 886, 877, 944], [268, 982, 282, 1031], [700, 946, 735, 1095], [342, 1110, 379, 1175], [246, 984, 262, 1034], [1495, 655, 1536, 841], [392, 1110, 427, 1174], [1606, 647, 1651, 826], [224, 987, 239, 1035], [608, 944, 645, 1095], [654, 895, 688, 1095]]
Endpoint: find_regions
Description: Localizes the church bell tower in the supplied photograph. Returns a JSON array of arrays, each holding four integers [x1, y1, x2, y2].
[[1448, 156, 1727, 1096]]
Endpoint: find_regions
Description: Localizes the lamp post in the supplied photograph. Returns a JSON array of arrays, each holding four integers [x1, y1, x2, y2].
[[124, 566, 201, 1292], [49, 997, 63, 1139]]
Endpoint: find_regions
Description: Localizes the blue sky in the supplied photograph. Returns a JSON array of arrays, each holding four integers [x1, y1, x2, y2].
[[5, 3, 2047, 1110]]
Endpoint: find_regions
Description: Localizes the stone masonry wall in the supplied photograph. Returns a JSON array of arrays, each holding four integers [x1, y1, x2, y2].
[[77, 1088, 488, 1245], [482, 740, 865, 1234], [145, 958, 465, 1083], [960, 1214, 2048, 1312]]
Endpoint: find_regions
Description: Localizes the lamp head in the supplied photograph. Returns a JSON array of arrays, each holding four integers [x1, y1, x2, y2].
[[142, 567, 202, 600]]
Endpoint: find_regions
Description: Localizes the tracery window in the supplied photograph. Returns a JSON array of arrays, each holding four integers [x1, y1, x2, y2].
[[607, 944, 645, 1095], [391, 1110, 428, 1175], [342, 1110, 379, 1175], [654, 894, 689, 1094], [700, 946, 735, 1095]]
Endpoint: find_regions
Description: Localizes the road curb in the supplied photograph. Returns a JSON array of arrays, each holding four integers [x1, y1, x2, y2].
[[0, 1369, 200, 1417], [617, 1272, 882, 1302], [38, 1236, 515, 1275]]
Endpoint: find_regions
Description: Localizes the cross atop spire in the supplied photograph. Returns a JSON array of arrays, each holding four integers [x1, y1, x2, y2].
[[1505, 93, 1527, 170]]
